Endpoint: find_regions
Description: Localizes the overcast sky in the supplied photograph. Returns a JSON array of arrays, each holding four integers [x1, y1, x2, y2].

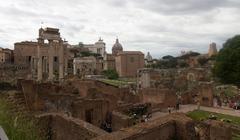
[[1, 0, 240, 58]]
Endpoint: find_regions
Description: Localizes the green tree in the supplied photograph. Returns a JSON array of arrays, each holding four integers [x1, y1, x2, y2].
[[162, 55, 174, 60], [179, 52, 200, 59], [102, 69, 119, 80], [213, 35, 240, 86]]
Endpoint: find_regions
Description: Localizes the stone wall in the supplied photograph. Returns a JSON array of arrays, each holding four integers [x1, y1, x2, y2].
[[93, 113, 196, 140], [20, 80, 48, 111], [69, 80, 140, 104], [196, 120, 232, 140], [208, 120, 231, 140], [0, 64, 31, 84], [37, 113, 107, 140], [115, 51, 144, 77], [21, 80, 76, 111], [139, 88, 177, 109], [93, 120, 176, 140], [71, 99, 110, 127], [173, 113, 196, 140], [199, 82, 214, 107], [111, 111, 134, 131]]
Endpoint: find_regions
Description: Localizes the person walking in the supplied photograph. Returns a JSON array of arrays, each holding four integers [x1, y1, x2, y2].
[[168, 106, 171, 114]]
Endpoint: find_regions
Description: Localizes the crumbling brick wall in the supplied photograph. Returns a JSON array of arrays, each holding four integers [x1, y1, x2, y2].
[[0, 64, 31, 84], [71, 99, 110, 127], [171, 113, 197, 140], [93, 113, 197, 140], [195, 120, 232, 140], [139, 88, 177, 109], [111, 111, 134, 131], [37, 113, 107, 140], [207, 120, 231, 140]]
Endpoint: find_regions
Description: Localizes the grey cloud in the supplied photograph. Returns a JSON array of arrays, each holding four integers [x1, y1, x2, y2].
[[1, 0, 240, 57], [106, 0, 128, 7], [130, 0, 240, 15]]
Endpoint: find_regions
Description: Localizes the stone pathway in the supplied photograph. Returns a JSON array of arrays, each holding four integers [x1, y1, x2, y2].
[[150, 104, 240, 120]]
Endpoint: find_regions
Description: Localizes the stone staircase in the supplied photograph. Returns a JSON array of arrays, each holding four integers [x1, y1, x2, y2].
[[6, 91, 31, 117]]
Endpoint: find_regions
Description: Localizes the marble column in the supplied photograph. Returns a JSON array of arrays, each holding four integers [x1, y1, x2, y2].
[[64, 56, 68, 76], [58, 41, 64, 80], [48, 40, 54, 81], [73, 59, 76, 75], [48, 56, 53, 80], [37, 55, 43, 81]]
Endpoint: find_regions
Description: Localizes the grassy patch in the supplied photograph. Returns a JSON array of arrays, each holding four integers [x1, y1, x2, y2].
[[100, 79, 130, 87], [187, 110, 240, 125], [0, 98, 43, 140]]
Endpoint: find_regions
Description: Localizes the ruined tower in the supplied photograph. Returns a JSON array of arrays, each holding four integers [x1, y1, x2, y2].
[[208, 42, 218, 57]]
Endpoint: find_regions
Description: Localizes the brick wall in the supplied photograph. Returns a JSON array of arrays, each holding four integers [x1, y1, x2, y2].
[[37, 113, 107, 140], [139, 88, 177, 108]]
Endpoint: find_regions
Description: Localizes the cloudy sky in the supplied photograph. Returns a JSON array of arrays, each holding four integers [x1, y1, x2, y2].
[[1, 0, 240, 58]]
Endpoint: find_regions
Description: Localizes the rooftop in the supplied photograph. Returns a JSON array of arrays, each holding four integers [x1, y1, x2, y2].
[[117, 51, 144, 55]]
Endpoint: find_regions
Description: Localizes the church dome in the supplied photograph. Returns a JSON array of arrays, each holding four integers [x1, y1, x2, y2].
[[112, 39, 123, 55], [146, 52, 153, 61]]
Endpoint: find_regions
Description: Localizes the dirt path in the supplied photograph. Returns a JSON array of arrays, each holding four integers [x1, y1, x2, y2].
[[150, 104, 240, 120]]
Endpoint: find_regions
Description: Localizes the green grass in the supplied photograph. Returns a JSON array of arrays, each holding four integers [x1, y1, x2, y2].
[[187, 110, 240, 140], [100, 79, 130, 87], [0, 98, 43, 140], [187, 110, 240, 125]]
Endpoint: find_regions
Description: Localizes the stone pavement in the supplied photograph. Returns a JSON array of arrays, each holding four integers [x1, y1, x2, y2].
[[150, 104, 240, 120]]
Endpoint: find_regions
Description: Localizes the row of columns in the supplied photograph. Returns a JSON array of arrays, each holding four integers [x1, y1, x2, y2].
[[37, 40, 65, 81]]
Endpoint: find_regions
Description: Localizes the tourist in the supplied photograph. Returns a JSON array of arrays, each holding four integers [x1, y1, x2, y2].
[[197, 101, 200, 110], [168, 106, 171, 114]]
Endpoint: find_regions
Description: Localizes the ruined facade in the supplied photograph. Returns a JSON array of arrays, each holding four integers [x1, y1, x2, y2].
[[37, 28, 67, 81], [72, 59, 104, 78], [73, 56, 97, 77], [14, 28, 68, 81], [137, 68, 211, 90], [0, 47, 13, 64]]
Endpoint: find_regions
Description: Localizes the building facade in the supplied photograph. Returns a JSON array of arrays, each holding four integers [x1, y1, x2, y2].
[[115, 51, 144, 77], [83, 38, 106, 57], [0, 47, 13, 64]]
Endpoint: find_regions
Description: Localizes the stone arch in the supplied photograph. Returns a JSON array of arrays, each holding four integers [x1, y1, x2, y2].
[[187, 73, 196, 81]]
